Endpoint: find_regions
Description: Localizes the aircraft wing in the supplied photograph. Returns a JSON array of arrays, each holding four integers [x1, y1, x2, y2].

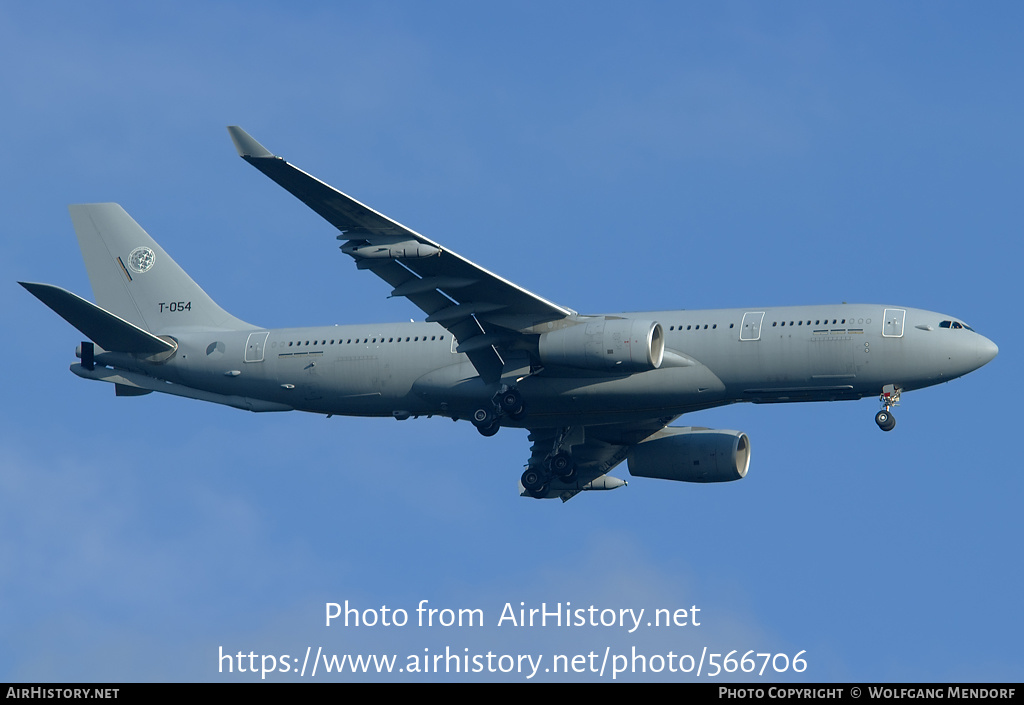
[[228, 127, 574, 383], [526, 416, 677, 501]]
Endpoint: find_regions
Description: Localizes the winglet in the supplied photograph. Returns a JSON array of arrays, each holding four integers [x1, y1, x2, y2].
[[227, 126, 275, 159]]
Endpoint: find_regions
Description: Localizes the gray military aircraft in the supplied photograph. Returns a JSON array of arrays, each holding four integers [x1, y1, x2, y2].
[[22, 127, 999, 501]]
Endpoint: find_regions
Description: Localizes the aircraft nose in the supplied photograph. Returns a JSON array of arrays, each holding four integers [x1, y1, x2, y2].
[[976, 335, 998, 367]]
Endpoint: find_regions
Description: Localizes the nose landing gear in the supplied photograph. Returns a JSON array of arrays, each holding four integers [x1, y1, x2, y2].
[[875, 409, 896, 432], [875, 385, 901, 432]]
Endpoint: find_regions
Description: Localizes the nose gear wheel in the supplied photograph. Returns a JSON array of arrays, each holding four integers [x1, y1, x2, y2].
[[875, 410, 896, 432], [875, 385, 902, 432]]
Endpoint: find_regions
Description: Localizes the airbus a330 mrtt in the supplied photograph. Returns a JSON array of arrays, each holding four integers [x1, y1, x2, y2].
[[21, 127, 999, 501]]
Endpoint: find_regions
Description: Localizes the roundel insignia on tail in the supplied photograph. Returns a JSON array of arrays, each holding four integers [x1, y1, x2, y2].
[[128, 246, 155, 273]]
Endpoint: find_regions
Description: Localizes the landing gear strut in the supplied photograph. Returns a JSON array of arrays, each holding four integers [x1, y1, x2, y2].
[[875, 385, 901, 432], [498, 387, 525, 419], [471, 385, 525, 437], [521, 467, 547, 498], [520, 428, 579, 498], [548, 451, 577, 482]]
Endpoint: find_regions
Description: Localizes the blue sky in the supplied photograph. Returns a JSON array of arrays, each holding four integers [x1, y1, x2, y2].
[[1, 2, 1020, 682]]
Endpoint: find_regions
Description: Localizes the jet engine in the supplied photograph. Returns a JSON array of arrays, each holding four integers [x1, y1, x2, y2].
[[626, 427, 750, 483], [538, 318, 664, 372]]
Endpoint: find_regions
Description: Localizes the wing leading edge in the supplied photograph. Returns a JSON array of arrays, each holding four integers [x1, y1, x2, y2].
[[227, 126, 574, 383], [227, 127, 665, 500]]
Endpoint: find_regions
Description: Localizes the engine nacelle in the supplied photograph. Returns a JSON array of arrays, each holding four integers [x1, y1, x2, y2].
[[627, 427, 750, 483], [538, 318, 664, 372]]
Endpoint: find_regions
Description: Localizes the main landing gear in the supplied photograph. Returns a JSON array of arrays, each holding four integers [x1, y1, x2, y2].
[[520, 429, 578, 499], [470, 385, 525, 437], [875, 385, 901, 432]]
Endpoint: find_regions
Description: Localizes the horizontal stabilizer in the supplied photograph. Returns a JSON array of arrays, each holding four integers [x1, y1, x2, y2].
[[20, 282, 176, 355]]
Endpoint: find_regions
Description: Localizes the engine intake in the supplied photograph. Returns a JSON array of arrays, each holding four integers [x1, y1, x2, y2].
[[538, 318, 664, 372], [627, 427, 750, 483]]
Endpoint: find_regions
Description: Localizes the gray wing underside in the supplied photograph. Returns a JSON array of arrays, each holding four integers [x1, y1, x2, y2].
[[227, 127, 574, 383], [527, 416, 678, 501]]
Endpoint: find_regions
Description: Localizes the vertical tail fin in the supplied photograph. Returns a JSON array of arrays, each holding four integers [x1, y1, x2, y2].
[[70, 203, 254, 333]]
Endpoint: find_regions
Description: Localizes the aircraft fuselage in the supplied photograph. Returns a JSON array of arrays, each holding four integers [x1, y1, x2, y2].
[[82, 303, 997, 430], [27, 128, 998, 500]]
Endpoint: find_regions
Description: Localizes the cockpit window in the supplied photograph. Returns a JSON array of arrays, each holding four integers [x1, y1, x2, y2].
[[940, 320, 975, 331]]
